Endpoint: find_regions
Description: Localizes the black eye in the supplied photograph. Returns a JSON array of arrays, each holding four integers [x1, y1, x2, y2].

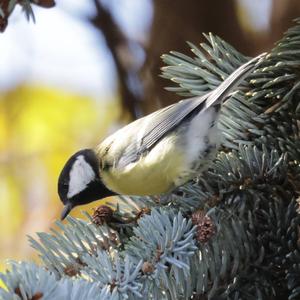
[[61, 182, 68, 190]]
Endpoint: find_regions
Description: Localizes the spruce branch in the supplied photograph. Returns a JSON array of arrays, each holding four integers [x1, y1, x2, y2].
[[0, 262, 59, 300], [161, 33, 247, 97], [161, 20, 300, 159], [170, 145, 289, 216], [82, 251, 143, 298], [0, 261, 114, 300], [28, 216, 121, 278], [213, 197, 300, 300], [125, 209, 197, 299], [189, 208, 253, 299]]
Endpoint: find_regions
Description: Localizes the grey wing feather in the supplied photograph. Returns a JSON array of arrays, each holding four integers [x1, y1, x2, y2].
[[138, 96, 208, 152], [117, 95, 208, 167], [117, 53, 266, 168]]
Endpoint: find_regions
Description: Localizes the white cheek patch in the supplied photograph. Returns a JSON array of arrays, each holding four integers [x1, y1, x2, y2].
[[67, 155, 95, 198]]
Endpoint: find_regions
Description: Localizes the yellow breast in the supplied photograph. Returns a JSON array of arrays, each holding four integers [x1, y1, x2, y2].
[[100, 134, 185, 195]]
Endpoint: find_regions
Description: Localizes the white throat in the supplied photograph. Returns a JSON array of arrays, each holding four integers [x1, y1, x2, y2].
[[67, 155, 95, 198]]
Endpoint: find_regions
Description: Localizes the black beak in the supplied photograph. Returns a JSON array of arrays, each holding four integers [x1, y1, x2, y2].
[[61, 202, 73, 220]]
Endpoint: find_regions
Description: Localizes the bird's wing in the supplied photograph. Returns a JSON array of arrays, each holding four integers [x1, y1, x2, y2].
[[117, 53, 265, 168], [116, 95, 208, 168], [140, 97, 208, 149]]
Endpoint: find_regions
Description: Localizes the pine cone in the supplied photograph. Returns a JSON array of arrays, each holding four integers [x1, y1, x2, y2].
[[64, 264, 80, 277], [15, 287, 43, 300], [136, 207, 151, 220], [92, 205, 114, 226], [192, 210, 216, 243], [142, 261, 155, 274]]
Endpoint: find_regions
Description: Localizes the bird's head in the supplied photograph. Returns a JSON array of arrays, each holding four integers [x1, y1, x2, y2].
[[58, 149, 115, 220]]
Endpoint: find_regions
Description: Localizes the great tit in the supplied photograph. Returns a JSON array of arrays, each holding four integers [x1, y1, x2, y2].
[[58, 53, 265, 220]]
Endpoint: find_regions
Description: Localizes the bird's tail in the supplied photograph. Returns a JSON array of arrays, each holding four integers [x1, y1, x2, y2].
[[204, 52, 266, 109]]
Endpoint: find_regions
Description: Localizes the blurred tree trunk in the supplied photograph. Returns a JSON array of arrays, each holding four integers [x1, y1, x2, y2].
[[270, 0, 300, 41], [91, 0, 142, 119], [140, 0, 251, 114]]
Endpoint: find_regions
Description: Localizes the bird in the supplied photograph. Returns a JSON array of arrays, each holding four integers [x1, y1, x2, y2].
[[58, 53, 265, 220]]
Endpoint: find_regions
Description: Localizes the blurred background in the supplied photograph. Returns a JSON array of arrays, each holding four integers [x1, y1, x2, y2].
[[0, 0, 299, 272]]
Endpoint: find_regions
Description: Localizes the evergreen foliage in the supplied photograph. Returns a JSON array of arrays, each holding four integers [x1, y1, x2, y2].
[[2, 17, 300, 300]]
